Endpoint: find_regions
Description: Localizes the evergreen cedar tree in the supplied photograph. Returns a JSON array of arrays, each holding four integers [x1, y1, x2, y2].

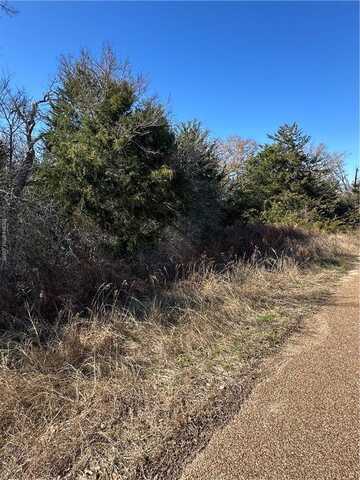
[[226, 123, 354, 226], [41, 52, 177, 253], [172, 121, 225, 244]]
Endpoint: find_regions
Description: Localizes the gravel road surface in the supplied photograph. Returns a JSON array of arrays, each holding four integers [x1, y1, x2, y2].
[[181, 268, 359, 480]]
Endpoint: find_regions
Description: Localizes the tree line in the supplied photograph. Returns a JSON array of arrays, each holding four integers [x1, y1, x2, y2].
[[0, 48, 358, 323]]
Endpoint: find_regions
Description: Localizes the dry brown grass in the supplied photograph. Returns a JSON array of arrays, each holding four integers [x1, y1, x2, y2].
[[0, 231, 358, 480]]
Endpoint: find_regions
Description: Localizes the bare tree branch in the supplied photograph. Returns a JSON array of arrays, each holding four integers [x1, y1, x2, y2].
[[0, 1, 17, 16]]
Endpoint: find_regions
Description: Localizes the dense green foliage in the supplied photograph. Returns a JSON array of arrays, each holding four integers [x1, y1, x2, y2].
[[172, 121, 224, 243], [225, 123, 358, 228], [37, 53, 358, 247], [40, 51, 177, 252]]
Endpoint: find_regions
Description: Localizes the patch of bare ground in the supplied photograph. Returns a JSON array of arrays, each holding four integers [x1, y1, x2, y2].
[[0, 231, 358, 480]]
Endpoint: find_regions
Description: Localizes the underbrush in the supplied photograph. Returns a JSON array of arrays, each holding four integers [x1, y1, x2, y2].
[[1, 222, 356, 333], [0, 228, 358, 480]]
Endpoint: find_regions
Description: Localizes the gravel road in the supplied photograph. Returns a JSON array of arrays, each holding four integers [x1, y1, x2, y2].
[[181, 267, 359, 480]]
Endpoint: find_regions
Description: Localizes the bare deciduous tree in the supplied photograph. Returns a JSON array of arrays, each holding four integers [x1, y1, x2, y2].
[[218, 136, 258, 182], [0, 76, 49, 267], [310, 143, 350, 191], [0, 0, 16, 15]]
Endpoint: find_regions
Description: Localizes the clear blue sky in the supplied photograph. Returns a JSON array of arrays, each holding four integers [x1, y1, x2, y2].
[[1, 1, 358, 175]]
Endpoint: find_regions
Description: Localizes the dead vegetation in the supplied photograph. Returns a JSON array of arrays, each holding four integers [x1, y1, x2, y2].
[[0, 229, 358, 480]]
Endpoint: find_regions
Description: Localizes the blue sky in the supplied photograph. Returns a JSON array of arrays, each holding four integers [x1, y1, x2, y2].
[[1, 1, 358, 175]]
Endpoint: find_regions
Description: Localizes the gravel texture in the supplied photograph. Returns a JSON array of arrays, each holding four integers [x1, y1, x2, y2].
[[181, 268, 359, 480]]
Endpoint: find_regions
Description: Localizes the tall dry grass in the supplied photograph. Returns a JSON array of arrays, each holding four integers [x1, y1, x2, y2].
[[0, 230, 358, 480]]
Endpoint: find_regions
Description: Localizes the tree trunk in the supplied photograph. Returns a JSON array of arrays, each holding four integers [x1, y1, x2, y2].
[[1, 203, 7, 268]]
